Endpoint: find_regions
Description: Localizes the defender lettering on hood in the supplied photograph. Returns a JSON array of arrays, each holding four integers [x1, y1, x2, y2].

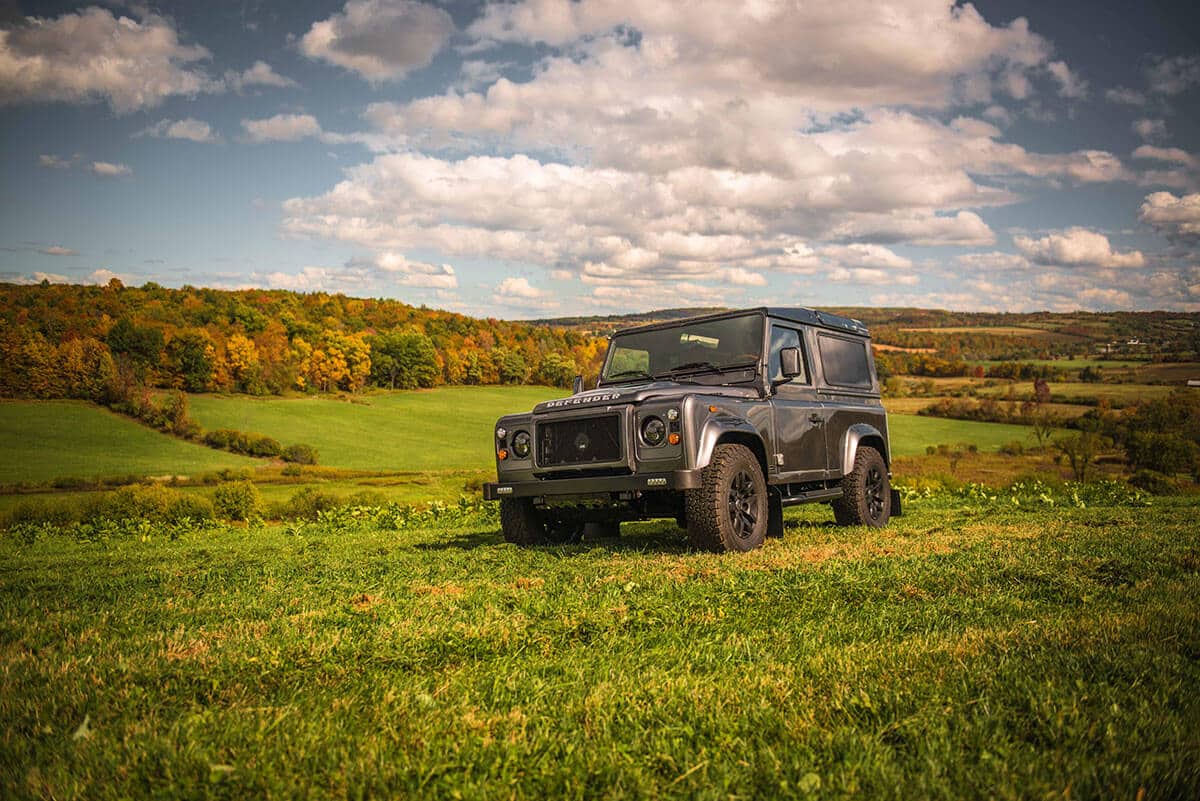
[[540, 391, 622, 410]]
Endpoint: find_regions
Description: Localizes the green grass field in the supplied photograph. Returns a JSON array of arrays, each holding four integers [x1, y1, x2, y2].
[[2, 499, 1197, 799], [188, 387, 566, 472], [887, 414, 1031, 455], [0, 390, 1033, 486], [0, 401, 259, 484]]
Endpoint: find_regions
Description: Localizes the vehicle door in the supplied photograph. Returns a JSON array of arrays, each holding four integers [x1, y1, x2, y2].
[[767, 323, 829, 482]]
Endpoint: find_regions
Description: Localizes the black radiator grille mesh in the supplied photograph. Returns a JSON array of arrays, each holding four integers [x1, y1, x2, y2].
[[537, 416, 622, 468]]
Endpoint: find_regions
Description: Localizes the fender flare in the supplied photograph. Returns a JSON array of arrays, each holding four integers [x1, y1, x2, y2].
[[694, 416, 768, 473], [840, 423, 889, 476]]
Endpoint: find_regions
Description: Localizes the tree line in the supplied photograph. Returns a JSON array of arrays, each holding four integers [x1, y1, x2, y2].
[[0, 280, 607, 399]]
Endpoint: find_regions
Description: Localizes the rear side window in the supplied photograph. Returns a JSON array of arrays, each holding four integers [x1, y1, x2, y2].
[[818, 334, 872, 388]]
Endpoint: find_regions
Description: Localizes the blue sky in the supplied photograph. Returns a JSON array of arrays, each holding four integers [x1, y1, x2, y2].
[[2, 0, 1198, 317]]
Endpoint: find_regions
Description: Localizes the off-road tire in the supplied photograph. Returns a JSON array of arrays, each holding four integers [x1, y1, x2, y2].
[[831, 446, 891, 527], [500, 498, 549, 545], [686, 443, 768, 552]]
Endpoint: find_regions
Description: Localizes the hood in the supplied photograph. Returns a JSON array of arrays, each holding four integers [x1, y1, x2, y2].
[[533, 381, 757, 414]]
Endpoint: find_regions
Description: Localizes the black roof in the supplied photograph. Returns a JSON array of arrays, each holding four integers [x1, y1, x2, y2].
[[614, 307, 870, 337]]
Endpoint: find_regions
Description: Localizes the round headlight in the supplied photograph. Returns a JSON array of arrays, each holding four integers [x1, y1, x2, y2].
[[641, 416, 666, 446], [512, 430, 531, 458], [496, 427, 507, 440], [666, 408, 679, 421]]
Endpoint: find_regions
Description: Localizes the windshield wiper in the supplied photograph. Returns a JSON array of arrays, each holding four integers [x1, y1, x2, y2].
[[605, 368, 655, 382], [661, 360, 757, 377]]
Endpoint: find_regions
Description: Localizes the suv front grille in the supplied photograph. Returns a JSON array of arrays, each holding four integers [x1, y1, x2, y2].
[[536, 415, 623, 468]]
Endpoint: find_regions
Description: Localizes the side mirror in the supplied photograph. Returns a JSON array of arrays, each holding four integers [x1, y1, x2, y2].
[[779, 347, 802, 378], [572, 374, 584, 394]]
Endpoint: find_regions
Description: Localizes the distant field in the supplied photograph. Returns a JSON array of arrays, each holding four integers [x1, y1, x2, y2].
[[188, 386, 566, 472], [888, 414, 1031, 455], [900, 326, 1052, 335], [884, 397, 1091, 418], [969, 358, 1147, 369], [974, 382, 1175, 404], [0, 401, 258, 484]]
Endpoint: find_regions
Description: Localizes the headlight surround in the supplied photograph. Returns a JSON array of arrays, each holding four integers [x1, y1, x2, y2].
[[511, 430, 531, 458], [641, 416, 666, 446]]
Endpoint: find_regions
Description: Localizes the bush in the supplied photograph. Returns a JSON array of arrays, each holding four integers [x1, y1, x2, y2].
[[213, 481, 261, 521], [275, 486, 339, 520], [282, 443, 319, 465], [281, 464, 304, 477], [1125, 432, 1199, 476], [1129, 469, 1178, 496], [247, 434, 281, 458], [166, 493, 215, 523], [999, 440, 1025, 456]]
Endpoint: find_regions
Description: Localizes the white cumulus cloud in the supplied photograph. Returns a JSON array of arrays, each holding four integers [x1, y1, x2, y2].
[[138, 118, 221, 143], [1014, 228, 1145, 269], [90, 161, 132, 177], [0, 7, 218, 113], [300, 0, 455, 82], [1139, 191, 1200, 243]]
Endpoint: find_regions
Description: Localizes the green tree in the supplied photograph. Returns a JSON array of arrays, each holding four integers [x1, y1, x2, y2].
[[495, 347, 528, 384], [370, 330, 440, 389], [106, 318, 164, 376], [535, 352, 579, 388], [167, 331, 215, 392]]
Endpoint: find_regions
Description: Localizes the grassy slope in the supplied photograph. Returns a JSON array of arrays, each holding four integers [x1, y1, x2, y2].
[[188, 386, 567, 471], [1, 501, 1197, 799], [0, 401, 258, 484], [888, 414, 1031, 456], [0, 390, 1030, 486]]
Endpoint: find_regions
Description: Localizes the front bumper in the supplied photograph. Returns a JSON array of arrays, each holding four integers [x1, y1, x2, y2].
[[483, 469, 703, 501]]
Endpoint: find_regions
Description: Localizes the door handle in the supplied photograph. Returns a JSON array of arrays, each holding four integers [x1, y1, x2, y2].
[[809, 413, 823, 424]]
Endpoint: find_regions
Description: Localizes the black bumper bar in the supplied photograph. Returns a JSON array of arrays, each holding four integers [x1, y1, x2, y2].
[[484, 469, 703, 501]]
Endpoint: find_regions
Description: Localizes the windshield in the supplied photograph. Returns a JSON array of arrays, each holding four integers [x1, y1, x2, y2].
[[601, 313, 764, 384]]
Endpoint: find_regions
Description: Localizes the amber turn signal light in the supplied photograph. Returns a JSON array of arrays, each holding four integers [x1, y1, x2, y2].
[[708, 405, 719, 413], [668, 433, 681, 445], [498, 448, 509, 460]]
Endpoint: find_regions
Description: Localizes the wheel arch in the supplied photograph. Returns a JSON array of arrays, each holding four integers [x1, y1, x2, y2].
[[695, 417, 769, 477], [839, 423, 889, 477]]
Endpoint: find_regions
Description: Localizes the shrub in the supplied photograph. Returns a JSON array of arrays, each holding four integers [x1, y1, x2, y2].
[[213, 481, 261, 521], [276, 486, 339, 520], [99, 484, 174, 521], [1129, 469, 1178, 496], [204, 429, 239, 451], [999, 440, 1025, 456], [282, 443, 319, 465], [166, 493, 215, 523], [1125, 432, 1199, 476], [281, 464, 304, 477], [247, 435, 281, 458]]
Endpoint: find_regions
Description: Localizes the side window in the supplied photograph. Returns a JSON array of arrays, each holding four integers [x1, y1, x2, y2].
[[769, 325, 808, 383], [818, 334, 872, 388]]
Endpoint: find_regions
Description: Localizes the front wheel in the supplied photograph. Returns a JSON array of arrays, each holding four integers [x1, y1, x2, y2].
[[500, 498, 550, 545], [686, 443, 768, 552], [832, 446, 892, 527]]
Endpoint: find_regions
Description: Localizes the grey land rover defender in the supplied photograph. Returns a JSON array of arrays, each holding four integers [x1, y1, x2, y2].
[[483, 307, 900, 552]]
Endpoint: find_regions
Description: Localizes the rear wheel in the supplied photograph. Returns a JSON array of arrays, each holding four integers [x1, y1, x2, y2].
[[686, 444, 768, 552], [831, 446, 891, 527]]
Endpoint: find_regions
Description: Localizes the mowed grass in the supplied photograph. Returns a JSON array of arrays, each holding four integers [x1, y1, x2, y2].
[[888, 413, 1031, 455], [188, 386, 566, 472], [0, 401, 259, 484], [2, 501, 1198, 799]]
